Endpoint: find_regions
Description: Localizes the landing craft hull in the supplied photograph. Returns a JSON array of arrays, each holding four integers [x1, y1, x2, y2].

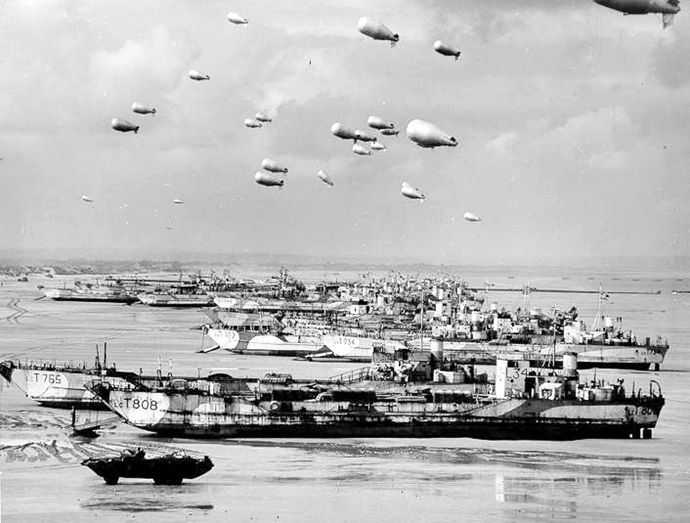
[[137, 293, 215, 307], [206, 328, 327, 357], [43, 288, 139, 304], [321, 334, 406, 362], [96, 389, 664, 440], [0, 363, 138, 409], [421, 340, 668, 371]]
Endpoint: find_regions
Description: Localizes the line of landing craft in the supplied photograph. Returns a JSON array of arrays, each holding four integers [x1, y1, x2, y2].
[[0, 348, 666, 441]]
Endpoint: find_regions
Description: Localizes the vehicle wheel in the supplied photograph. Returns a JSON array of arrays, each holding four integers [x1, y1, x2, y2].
[[104, 476, 119, 485]]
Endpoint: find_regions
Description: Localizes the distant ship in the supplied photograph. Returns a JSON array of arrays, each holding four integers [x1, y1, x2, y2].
[[0, 359, 139, 409], [138, 282, 215, 307], [204, 326, 328, 357], [41, 280, 138, 304]]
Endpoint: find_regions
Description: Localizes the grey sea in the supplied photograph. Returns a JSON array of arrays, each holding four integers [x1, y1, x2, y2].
[[1, 266, 689, 522]]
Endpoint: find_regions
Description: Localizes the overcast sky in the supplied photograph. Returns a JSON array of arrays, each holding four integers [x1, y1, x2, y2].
[[1, 0, 689, 266]]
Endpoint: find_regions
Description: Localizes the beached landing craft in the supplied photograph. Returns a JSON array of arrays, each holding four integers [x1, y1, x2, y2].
[[0, 346, 139, 408], [204, 325, 328, 358], [40, 280, 139, 304], [87, 354, 664, 440]]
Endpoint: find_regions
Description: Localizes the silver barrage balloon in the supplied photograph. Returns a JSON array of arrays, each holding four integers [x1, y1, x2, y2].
[[111, 118, 139, 134], [367, 115, 395, 130], [81, 195, 93, 202], [354, 129, 377, 142], [244, 118, 262, 129], [380, 128, 400, 136], [227, 12, 248, 25], [255, 112, 272, 123], [406, 119, 457, 148], [261, 158, 288, 174], [255, 171, 284, 187], [189, 70, 210, 81], [463, 212, 482, 222], [131, 102, 156, 115], [331, 122, 358, 141], [317, 169, 334, 187], [358, 17, 399, 46], [352, 144, 371, 156], [433, 40, 461, 60], [371, 142, 387, 151], [593, 0, 680, 28], [173, 199, 184, 204], [401, 182, 426, 201]]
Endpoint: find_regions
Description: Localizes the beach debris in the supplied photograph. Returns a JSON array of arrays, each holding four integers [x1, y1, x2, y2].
[[358, 17, 399, 46], [110, 118, 139, 134], [406, 119, 457, 148], [433, 40, 461, 60]]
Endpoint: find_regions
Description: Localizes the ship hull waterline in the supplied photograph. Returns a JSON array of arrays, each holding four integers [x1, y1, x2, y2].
[[95, 390, 663, 441]]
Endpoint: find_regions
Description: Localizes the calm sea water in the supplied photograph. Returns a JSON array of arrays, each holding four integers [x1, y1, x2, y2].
[[1, 267, 689, 522]]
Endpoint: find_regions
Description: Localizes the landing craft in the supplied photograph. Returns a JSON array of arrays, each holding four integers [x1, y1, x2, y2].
[[261, 158, 288, 173], [317, 169, 334, 187], [355, 130, 377, 142], [131, 102, 156, 115], [406, 119, 457, 148], [189, 70, 210, 81], [594, 0, 680, 28], [227, 12, 248, 25], [331, 123, 359, 141], [111, 118, 139, 134], [244, 118, 262, 129], [352, 144, 371, 156], [371, 142, 387, 151], [255, 171, 284, 187], [367, 116, 395, 130], [463, 212, 481, 222], [433, 40, 461, 60], [401, 182, 425, 201], [81, 195, 93, 203], [381, 128, 400, 136], [255, 113, 272, 123], [358, 17, 399, 46]]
